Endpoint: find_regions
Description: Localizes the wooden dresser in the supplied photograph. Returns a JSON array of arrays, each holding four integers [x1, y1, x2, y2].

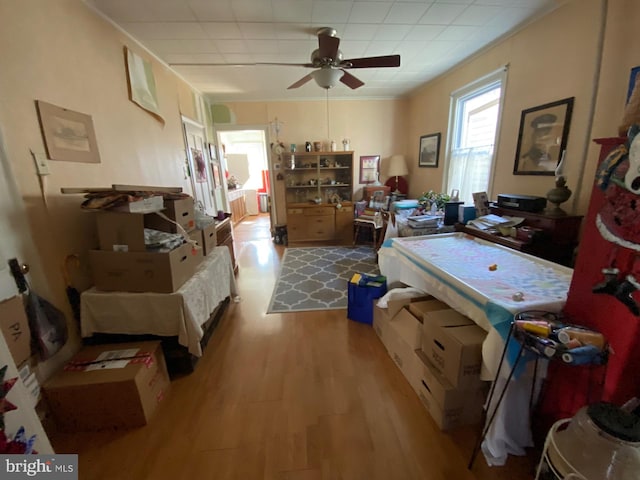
[[286, 202, 354, 245], [457, 205, 583, 267]]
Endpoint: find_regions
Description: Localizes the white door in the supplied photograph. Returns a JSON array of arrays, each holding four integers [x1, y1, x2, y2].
[[0, 129, 53, 453], [182, 116, 217, 216]]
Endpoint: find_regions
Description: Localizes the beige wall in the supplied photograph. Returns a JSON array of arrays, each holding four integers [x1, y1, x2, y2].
[[0, 0, 202, 376], [213, 99, 409, 214], [406, 0, 605, 211]]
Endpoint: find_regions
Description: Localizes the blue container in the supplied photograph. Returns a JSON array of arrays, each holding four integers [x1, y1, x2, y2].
[[347, 275, 387, 324]]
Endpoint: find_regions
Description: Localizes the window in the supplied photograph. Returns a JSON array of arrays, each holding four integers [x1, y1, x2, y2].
[[444, 68, 507, 205]]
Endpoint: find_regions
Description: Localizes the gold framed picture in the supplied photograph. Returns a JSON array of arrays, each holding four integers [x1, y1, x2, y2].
[[35, 100, 101, 163]]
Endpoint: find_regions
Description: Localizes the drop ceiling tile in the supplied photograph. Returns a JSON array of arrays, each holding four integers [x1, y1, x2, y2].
[[311, 2, 354, 24], [221, 53, 257, 64], [201, 22, 243, 39], [374, 24, 412, 41], [120, 22, 208, 40], [348, 2, 392, 23], [363, 40, 399, 56], [275, 24, 315, 39], [216, 39, 250, 54], [343, 24, 379, 40], [454, 5, 503, 26], [187, 0, 235, 21], [340, 41, 369, 58], [92, 0, 196, 21], [432, 0, 473, 4], [436, 25, 479, 41], [238, 22, 278, 39], [272, 0, 314, 22], [405, 25, 446, 42], [278, 39, 316, 56], [163, 53, 225, 64], [245, 39, 280, 54], [231, 0, 274, 22], [420, 3, 467, 25], [385, 2, 431, 24], [145, 39, 218, 54]]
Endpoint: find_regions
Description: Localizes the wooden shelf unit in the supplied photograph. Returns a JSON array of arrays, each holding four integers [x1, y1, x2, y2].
[[278, 151, 355, 244]]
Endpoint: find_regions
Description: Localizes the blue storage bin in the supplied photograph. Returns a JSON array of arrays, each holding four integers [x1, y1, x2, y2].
[[347, 275, 387, 324]]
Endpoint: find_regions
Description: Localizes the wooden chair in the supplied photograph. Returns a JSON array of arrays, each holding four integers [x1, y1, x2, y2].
[[353, 210, 383, 248]]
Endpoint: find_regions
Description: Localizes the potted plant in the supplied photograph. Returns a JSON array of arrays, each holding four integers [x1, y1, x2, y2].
[[417, 190, 450, 211]]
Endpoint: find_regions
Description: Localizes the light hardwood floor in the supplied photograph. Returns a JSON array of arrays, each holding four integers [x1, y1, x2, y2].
[[51, 214, 537, 479]]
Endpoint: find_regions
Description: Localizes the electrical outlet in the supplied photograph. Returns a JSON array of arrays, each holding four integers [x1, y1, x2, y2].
[[32, 152, 51, 176]]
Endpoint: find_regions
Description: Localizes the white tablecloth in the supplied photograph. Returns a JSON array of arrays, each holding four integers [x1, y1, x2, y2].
[[378, 233, 573, 465], [81, 246, 237, 357]]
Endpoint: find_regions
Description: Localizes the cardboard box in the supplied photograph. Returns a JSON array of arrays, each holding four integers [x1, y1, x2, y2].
[[89, 242, 202, 293], [385, 308, 423, 382], [421, 309, 486, 388], [189, 223, 217, 256], [414, 350, 485, 430], [407, 299, 450, 324], [144, 198, 195, 233], [109, 195, 164, 213], [0, 295, 32, 367], [96, 211, 147, 252], [43, 341, 170, 432], [372, 300, 390, 349], [376, 294, 434, 324]]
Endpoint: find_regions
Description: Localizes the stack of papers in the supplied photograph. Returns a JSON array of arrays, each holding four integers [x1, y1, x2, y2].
[[467, 214, 524, 231], [407, 215, 440, 228]]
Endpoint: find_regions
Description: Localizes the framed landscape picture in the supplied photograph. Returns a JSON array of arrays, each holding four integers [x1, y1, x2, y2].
[[35, 100, 101, 163], [419, 133, 440, 168]]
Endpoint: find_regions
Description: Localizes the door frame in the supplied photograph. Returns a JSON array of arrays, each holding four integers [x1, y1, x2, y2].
[[215, 125, 274, 228]]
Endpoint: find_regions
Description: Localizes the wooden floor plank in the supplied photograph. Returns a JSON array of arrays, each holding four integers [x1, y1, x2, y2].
[[50, 214, 537, 479]]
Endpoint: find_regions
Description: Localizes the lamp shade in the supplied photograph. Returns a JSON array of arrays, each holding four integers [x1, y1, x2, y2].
[[311, 68, 344, 89], [387, 154, 408, 177]]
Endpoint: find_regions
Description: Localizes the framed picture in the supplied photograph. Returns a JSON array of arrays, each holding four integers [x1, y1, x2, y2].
[[359, 155, 380, 184], [211, 160, 221, 188], [191, 147, 207, 183], [35, 100, 101, 163], [418, 133, 440, 168], [513, 97, 574, 175], [125, 47, 163, 122], [208, 142, 218, 161]]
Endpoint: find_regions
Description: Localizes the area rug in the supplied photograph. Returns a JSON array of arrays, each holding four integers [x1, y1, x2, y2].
[[267, 246, 380, 313]]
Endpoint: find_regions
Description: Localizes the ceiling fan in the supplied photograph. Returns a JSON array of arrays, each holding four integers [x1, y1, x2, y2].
[[170, 27, 401, 91]]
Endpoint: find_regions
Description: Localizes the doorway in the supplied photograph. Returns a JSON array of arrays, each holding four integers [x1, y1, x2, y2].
[[216, 127, 273, 228]]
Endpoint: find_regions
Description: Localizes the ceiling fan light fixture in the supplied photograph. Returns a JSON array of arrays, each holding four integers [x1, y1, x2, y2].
[[311, 68, 344, 89]]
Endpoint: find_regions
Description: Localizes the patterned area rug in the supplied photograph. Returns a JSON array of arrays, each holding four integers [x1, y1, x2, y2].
[[267, 246, 380, 313]]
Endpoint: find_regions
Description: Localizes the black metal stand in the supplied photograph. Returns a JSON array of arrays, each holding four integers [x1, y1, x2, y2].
[[468, 321, 609, 470], [468, 322, 525, 469]]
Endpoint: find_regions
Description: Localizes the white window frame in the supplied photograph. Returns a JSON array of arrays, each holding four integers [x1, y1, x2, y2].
[[442, 66, 508, 200]]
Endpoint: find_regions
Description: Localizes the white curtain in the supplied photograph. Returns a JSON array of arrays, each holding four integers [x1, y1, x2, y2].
[[447, 145, 494, 205]]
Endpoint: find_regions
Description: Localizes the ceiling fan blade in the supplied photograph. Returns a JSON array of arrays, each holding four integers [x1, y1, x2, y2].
[[342, 55, 401, 69], [339, 71, 364, 90], [318, 34, 340, 60], [287, 74, 313, 89], [169, 62, 314, 68]]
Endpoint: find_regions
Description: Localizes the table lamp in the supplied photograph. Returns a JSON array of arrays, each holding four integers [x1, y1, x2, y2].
[[387, 154, 408, 194]]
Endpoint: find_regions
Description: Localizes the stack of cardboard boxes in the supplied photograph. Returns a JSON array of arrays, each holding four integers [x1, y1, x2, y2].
[[89, 195, 203, 293], [373, 294, 488, 430]]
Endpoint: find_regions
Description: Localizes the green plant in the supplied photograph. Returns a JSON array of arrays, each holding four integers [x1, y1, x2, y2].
[[417, 190, 450, 210]]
